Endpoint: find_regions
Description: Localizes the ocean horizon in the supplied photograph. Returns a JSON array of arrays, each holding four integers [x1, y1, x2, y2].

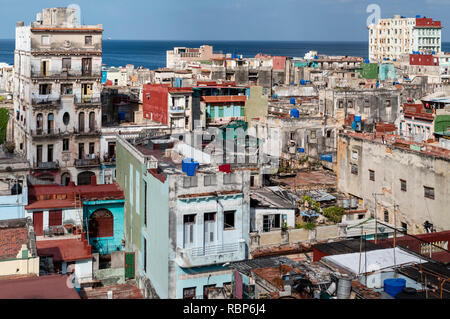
[[1, 39, 449, 70]]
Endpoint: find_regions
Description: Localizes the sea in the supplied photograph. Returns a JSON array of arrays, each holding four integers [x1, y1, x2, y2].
[[1, 39, 449, 70]]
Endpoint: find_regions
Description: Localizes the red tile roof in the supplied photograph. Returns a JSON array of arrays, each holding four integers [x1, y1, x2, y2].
[[202, 96, 247, 103], [26, 183, 125, 210], [0, 275, 80, 299], [36, 238, 92, 262], [0, 227, 28, 260]]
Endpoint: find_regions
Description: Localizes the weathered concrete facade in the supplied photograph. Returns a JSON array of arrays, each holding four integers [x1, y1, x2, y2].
[[13, 7, 103, 185], [337, 132, 450, 234]]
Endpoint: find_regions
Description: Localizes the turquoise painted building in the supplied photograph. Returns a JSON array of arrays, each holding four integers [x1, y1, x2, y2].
[[83, 199, 125, 254]]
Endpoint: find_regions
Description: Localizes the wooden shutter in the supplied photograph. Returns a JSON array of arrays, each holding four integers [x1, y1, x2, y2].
[[49, 210, 62, 226]]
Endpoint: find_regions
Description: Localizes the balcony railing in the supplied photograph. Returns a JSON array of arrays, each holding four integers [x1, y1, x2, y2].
[[31, 128, 63, 137], [31, 70, 102, 79], [74, 127, 101, 136], [32, 96, 61, 107], [177, 240, 246, 268], [75, 95, 101, 105], [169, 106, 185, 114], [34, 161, 59, 170], [75, 156, 100, 168]]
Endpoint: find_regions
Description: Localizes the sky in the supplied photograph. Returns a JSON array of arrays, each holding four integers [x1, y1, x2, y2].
[[0, 0, 449, 41]]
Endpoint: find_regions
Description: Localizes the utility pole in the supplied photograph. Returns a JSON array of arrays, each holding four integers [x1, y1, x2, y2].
[[372, 193, 383, 244]]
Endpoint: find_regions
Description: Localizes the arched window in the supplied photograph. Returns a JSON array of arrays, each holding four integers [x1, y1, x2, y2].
[[63, 112, 70, 126], [36, 113, 43, 131], [77, 171, 95, 186], [89, 209, 114, 238], [48, 113, 54, 133], [79, 112, 85, 132], [89, 112, 95, 131]]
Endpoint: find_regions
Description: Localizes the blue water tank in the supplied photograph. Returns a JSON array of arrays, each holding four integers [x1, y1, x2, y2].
[[231, 53, 236, 59], [376, 82, 380, 88], [384, 279, 406, 298], [432, 51, 435, 55], [354, 115, 362, 122], [290, 98, 296, 105], [320, 155, 333, 163], [365, 59, 370, 64], [182, 158, 195, 173], [416, 15, 421, 18], [351, 121, 357, 130], [314, 55, 319, 59], [118, 112, 126, 120], [273, 93, 278, 99], [300, 79, 306, 85], [182, 158, 199, 176], [298, 148, 305, 153], [290, 108, 299, 118]]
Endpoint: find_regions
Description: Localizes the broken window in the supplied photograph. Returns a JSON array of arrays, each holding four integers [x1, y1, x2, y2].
[[62, 58, 71, 69], [424, 186, 435, 200], [400, 179, 407, 192], [85, 36, 93, 45], [347, 100, 354, 108], [351, 164, 358, 175], [36, 113, 43, 130], [224, 211, 235, 230], [39, 84, 51, 95], [61, 84, 73, 95], [386, 99, 392, 108], [82, 58, 92, 76], [369, 170, 375, 181]]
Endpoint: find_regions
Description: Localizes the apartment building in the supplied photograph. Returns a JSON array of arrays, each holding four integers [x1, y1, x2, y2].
[[13, 7, 103, 186], [116, 135, 250, 299], [337, 132, 450, 234], [369, 15, 442, 62]]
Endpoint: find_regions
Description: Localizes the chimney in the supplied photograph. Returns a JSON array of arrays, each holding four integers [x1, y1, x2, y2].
[[91, 175, 97, 186]]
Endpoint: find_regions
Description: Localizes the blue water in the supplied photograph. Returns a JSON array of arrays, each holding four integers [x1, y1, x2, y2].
[[1, 39, 450, 70]]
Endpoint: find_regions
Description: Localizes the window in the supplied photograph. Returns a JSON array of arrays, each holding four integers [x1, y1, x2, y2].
[[263, 214, 281, 232], [204, 213, 216, 243], [41, 35, 50, 45], [47, 145, 54, 162], [400, 179, 407, 192], [183, 215, 196, 248], [78, 112, 85, 132], [183, 287, 196, 299], [224, 211, 235, 230], [36, 113, 43, 130], [63, 112, 70, 126], [369, 170, 375, 181], [204, 175, 217, 186], [203, 284, 216, 299], [183, 176, 198, 188], [386, 99, 391, 108], [62, 58, 71, 69], [401, 222, 408, 233], [326, 130, 332, 138], [89, 209, 114, 238], [89, 142, 95, 155], [384, 210, 389, 223], [143, 237, 147, 273], [63, 139, 69, 152], [351, 164, 358, 175], [424, 186, 435, 200], [82, 58, 92, 76], [39, 84, 51, 95], [347, 100, 353, 108], [61, 84, 73, 95], [47, 113, 54, 133], [310, 130, 316, 139], [352, 150, 359, 160], [78, 143, 84, 160], [49, 210, 62, 227], [339, 101, 344, 108], [223, 174, 236, 185], [37, 145, 43, 164], [89, 112, 96, 131], [85, 36, 93, 45]]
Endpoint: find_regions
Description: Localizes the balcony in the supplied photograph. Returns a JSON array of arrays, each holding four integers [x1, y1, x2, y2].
[[75, 95, 101, 107], [31, 70, 102, 80], [176, 240, 246, 268], [31, 128, 64, 138], [33, 161, 59, 170], [32, 96, 61, 109], [74, 127, 101, 137], [75, 156, 100, 168], [168, 106, 186, 116]]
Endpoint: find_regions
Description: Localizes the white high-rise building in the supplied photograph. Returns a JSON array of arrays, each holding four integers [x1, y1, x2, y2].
[[368, 15, 442, 62]]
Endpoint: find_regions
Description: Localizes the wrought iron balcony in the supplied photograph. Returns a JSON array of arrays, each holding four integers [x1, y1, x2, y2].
[[74, 95, 101, 105], [75, 156, 100, 168], [31, 128, 63, 138], [34, 161, 59, 170]]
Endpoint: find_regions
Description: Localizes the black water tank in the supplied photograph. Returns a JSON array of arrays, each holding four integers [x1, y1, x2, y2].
[[396, 287, 421, 299]]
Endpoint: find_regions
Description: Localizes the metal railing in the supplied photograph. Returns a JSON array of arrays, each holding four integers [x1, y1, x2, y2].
[[75, 95, 101, 104], [31, 128, 62, 137], [32, 96, 61, 106], [184, 242, 240, 257], [34, 161, 59, 170], [75, 156, 100, 167]]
